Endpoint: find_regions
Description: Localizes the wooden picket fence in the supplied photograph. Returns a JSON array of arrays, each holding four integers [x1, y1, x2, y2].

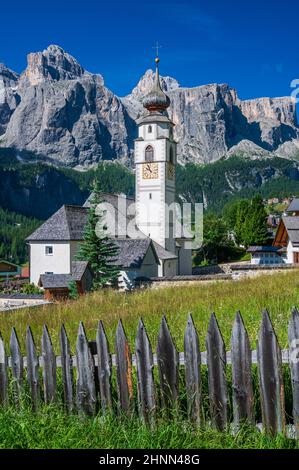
[[1, 308, 299, 437]]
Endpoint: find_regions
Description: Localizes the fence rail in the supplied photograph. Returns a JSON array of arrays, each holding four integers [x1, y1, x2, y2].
[[0, 308, 299, 436]]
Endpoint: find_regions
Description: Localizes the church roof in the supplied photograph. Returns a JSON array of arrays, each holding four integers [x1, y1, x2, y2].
[[152, 241, 177, 260], [27, 205, 88, 241], [39, 261, 91, 289], [109, 238, 160, 268], [142, 59, 170, 113]]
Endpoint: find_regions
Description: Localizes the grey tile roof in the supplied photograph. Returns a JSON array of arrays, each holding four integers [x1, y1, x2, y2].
[[109, 238, 159, 269], [27, 205, 88, 241], [282, 216, 299, 246], [152, 241, 177, 260], [287, 198, 299, 213], [247, 246, 281, 253], [39, 274, 73, 289], [71, 261, 89, 280]]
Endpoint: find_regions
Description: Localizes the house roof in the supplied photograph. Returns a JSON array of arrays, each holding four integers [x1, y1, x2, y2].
[[39, 261, 90, 289], [27, 205, 88, 241], [286, 198, 299, 213], [109, 238, 160, 269], [0, 259, 20, 268], [39, 273, 73, 289], [247, 246, 281, 253], [281, 216, 299, 246], [71, 261, 90, 280]]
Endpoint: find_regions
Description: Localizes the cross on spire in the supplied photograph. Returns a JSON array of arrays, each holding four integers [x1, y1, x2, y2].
[[152, 41, 162, 58]]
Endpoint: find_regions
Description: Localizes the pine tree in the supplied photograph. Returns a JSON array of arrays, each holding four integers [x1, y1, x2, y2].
[[77, 181, 120, 289], [243, 195, 269, 247]]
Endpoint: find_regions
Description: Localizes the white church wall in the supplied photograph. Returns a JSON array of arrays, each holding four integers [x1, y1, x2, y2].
[[30, 241, 72, 286], [287, 241, 299, 264]]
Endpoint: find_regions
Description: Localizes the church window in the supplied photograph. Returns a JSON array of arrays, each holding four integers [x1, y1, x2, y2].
[[169, 147, 174, 164], [148, 125, 152, 133], [145, 145, 154, 162], [45, 246, 53, 256], [149, 193, 152, 199]]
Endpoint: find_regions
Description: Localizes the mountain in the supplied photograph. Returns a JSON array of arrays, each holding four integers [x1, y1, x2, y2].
[[0, 44, 298, 167]]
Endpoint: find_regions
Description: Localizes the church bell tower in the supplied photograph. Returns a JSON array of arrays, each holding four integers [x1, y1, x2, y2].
[[135, 56, 176, 253]]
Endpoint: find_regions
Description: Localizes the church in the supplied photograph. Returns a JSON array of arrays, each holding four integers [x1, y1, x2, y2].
[[27, 57, 193, 291]]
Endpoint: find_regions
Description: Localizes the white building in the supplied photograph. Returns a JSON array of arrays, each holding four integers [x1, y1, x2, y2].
[[247, 198, 299, 266], [27, 57, 193, 289]]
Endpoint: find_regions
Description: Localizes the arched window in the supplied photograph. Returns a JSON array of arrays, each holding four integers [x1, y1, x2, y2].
[[148, 125, 152, 133], [169, 147, 174, 164], [145, 145, 154, 162]]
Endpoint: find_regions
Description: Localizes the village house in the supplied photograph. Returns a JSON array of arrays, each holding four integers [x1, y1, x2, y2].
[[27, 57, 193, 292], [248, 198, 299, 265]]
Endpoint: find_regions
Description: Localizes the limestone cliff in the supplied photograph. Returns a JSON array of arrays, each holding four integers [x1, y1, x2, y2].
[[0, 45, 298, 167]]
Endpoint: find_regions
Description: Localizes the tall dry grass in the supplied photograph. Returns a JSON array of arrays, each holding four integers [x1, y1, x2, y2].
[[1, 270, 298, 353]]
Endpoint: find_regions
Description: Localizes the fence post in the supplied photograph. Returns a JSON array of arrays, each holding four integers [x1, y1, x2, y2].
[[59, 324, 74, 414], [231, 311, 254, 427], [288, 307, 299, 438], [96, 321, 113, 412], [115, 320, 134, 415], [157, 316, 179, 413], [26, 326, 40, 411], [206, 313, 228, 431], [41, 325, 56, 404], [184, 314, 201, 425], [10, 328, 23, 407], [76, 322, 97, 416], [257, 309, 285, 435], [135, 319, 156, 424], [0, 333, 8, 408]]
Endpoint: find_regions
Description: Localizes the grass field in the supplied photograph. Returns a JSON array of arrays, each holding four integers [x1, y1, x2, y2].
[[1, 270, 299, 449], [1, 270, 299, 353]]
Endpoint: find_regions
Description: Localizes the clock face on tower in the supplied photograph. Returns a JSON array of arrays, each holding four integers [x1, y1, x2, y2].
[[142, 162, 159, 179]]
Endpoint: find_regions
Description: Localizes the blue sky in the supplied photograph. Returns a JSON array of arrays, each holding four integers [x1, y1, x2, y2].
[[1, 0, 298, 100]]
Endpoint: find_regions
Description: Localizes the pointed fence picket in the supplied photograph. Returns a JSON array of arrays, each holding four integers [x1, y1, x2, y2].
[[96, 321, 113, 412], [10, 328, 23, 406], [59, 324, 74, 413], [206, 313, 228, 431], [76, 322, 97, 416], [26, 326, 40, 411], [288, 307, 299, 438], [257, 310, 285, 435], [0, 309, 298, 436], [0, 333, 8, 407], [135, 319, 156, 423], [157, 316, 179, 412], [115, 320, 134, 414], [231, 311, 254, 427], [184, 314, 201, 424], [42, 325, 56, 404]]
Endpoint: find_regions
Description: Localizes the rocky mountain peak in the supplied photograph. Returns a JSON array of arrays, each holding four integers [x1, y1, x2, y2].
[[128, 69, 179, 101], [20, 44, 86, 86]]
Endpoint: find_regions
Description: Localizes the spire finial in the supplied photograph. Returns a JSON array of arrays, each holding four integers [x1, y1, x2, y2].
[[153, 41, 162, 64]]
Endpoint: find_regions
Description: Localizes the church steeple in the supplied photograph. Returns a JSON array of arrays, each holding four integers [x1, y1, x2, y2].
[[142, 57, 170, 113]]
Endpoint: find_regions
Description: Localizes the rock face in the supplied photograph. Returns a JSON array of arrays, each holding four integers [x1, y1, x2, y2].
[[0, 45, 298, 167], [124, 71, 298, 163], [0, 64, 19, 135], [1, 45, 134, 167]]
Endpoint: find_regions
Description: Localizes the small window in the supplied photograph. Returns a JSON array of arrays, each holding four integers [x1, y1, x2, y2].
[[45, 246, 53, 256], [45, 271, 54, 274], [148, 125, 152, 133], [169, 147, 174, 164], [149, 193, 152, 200], [145, 145, 154, 162]]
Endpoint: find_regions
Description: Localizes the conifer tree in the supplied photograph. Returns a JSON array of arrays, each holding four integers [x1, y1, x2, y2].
[[242, 195, 269, 247], [77, 181, 120, 289]]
